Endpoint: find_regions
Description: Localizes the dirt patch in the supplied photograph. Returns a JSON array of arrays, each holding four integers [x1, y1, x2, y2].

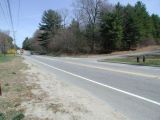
[[21, 59, 128, 120]]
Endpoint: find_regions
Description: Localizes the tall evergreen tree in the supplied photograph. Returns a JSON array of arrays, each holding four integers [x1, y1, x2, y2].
[[39, 10, 62, 49], [22, 37, 32, 50], [100, 11, 123, 52], [134, 1, 153, 38], [114, 3, 124, 49], [151, 14, 160, 39], [123, 4, 140, 49]]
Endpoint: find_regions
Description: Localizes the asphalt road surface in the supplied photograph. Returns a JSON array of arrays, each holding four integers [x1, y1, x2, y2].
[[24, 55, 160, 120]]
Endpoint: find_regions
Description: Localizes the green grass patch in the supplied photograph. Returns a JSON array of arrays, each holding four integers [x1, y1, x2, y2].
[[0, 54, 16, 63], [0, 112, 24, 120], [0, 113, 5, 120], [104, 55, 160, 67], [12, 112, 25, 120]]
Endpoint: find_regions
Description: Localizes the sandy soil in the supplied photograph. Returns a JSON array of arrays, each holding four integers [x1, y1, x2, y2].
[[21, 59, 128, 120], [59, 45, 160, 58]]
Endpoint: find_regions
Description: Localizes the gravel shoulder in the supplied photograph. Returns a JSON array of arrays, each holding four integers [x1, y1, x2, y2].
[[22, 58, 128, 120]]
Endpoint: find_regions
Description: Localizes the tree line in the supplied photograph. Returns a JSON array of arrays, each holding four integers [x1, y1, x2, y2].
[[23, 0, 160, 54], [0, 31, 15, 55]]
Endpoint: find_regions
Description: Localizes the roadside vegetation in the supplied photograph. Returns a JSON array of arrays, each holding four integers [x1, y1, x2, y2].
[[0, 31, 16, 56], [0, 54, 16, 63], [0, 57, 31, 120], [23, 0, 160, 55], [103, 55, 160, 67]]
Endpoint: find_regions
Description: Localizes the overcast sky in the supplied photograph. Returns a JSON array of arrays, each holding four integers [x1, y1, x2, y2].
[[0, 0, 159, 47]]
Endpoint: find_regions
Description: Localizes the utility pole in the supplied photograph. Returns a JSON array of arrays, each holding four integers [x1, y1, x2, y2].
[[6, 0, 17, 55], [13, 31, 16, 56], [9, 30, 16, 55]]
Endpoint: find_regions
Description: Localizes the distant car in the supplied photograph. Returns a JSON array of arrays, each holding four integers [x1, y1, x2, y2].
[[39, 51, 47, 55], [31, 51, 38, 55], [31, 51, 47, 55]]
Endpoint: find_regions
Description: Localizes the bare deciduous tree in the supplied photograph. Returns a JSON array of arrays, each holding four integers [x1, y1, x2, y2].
[[0, 31, 13, 55], [73, 0, 107, 52], [59, 9, 69, 28]]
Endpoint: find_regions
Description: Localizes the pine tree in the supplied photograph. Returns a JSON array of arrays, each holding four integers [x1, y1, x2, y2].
[[134, 1, 153, 39], [114, 3, 124, 49], [22, 37, 32, 50], [123, 4, 140, 49], [151, 14, 160, 39], [100, 11, 123, 52], [39, 10, 62, 49]]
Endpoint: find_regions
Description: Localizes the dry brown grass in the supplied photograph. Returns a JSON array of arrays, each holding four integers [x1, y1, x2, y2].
[[0, 57, 32, 120], [136, 45, 160, 52], [111, 45, 160, 55]]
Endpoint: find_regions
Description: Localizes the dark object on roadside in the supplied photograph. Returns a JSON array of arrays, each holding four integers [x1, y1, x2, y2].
[[137, 56, 140, 63], [30, 51, 38, 55], [0, 113, 5, 120], [20, 49, 24, 55], [4, 83, 9, 86], [12, 113, 24, 120], [31, 51, 47, 55], [30, 51, 34, 55], [12, 72, 16, 74], [143, 56, 146, 63]]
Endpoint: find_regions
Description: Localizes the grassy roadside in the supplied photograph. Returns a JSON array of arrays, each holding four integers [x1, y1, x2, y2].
[[0, 56, 31, 120], [103, 55, 160, 67], [0, 54, 16, 63]]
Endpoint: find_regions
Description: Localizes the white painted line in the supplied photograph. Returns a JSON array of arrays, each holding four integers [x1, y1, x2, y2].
[[30, 57, 160, 106], [36, 56, 160, 79]]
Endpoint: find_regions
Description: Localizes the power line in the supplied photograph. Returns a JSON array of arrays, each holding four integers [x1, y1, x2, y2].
[[0, 1, 6, 21], [3, 0, 10, 21], [6, 0, 14, 31], [0, 0, 9, 27], [1, 0, 20, 50], [6, 0, 16, 51], [17, 0, 21, 28]]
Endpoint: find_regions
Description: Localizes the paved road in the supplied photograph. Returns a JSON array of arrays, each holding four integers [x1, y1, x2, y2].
[[24, 55, 160, 120]]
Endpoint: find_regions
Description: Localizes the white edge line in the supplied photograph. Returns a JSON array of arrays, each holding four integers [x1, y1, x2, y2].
[[29, 57, 160, 106]]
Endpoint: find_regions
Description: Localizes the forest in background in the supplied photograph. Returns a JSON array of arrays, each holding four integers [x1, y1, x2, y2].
[[0, 31, 15, 55], [23, 0, 160, 54]]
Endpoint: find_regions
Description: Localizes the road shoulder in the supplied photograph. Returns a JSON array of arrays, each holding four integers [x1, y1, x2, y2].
[[22, 58, 128, 120]]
